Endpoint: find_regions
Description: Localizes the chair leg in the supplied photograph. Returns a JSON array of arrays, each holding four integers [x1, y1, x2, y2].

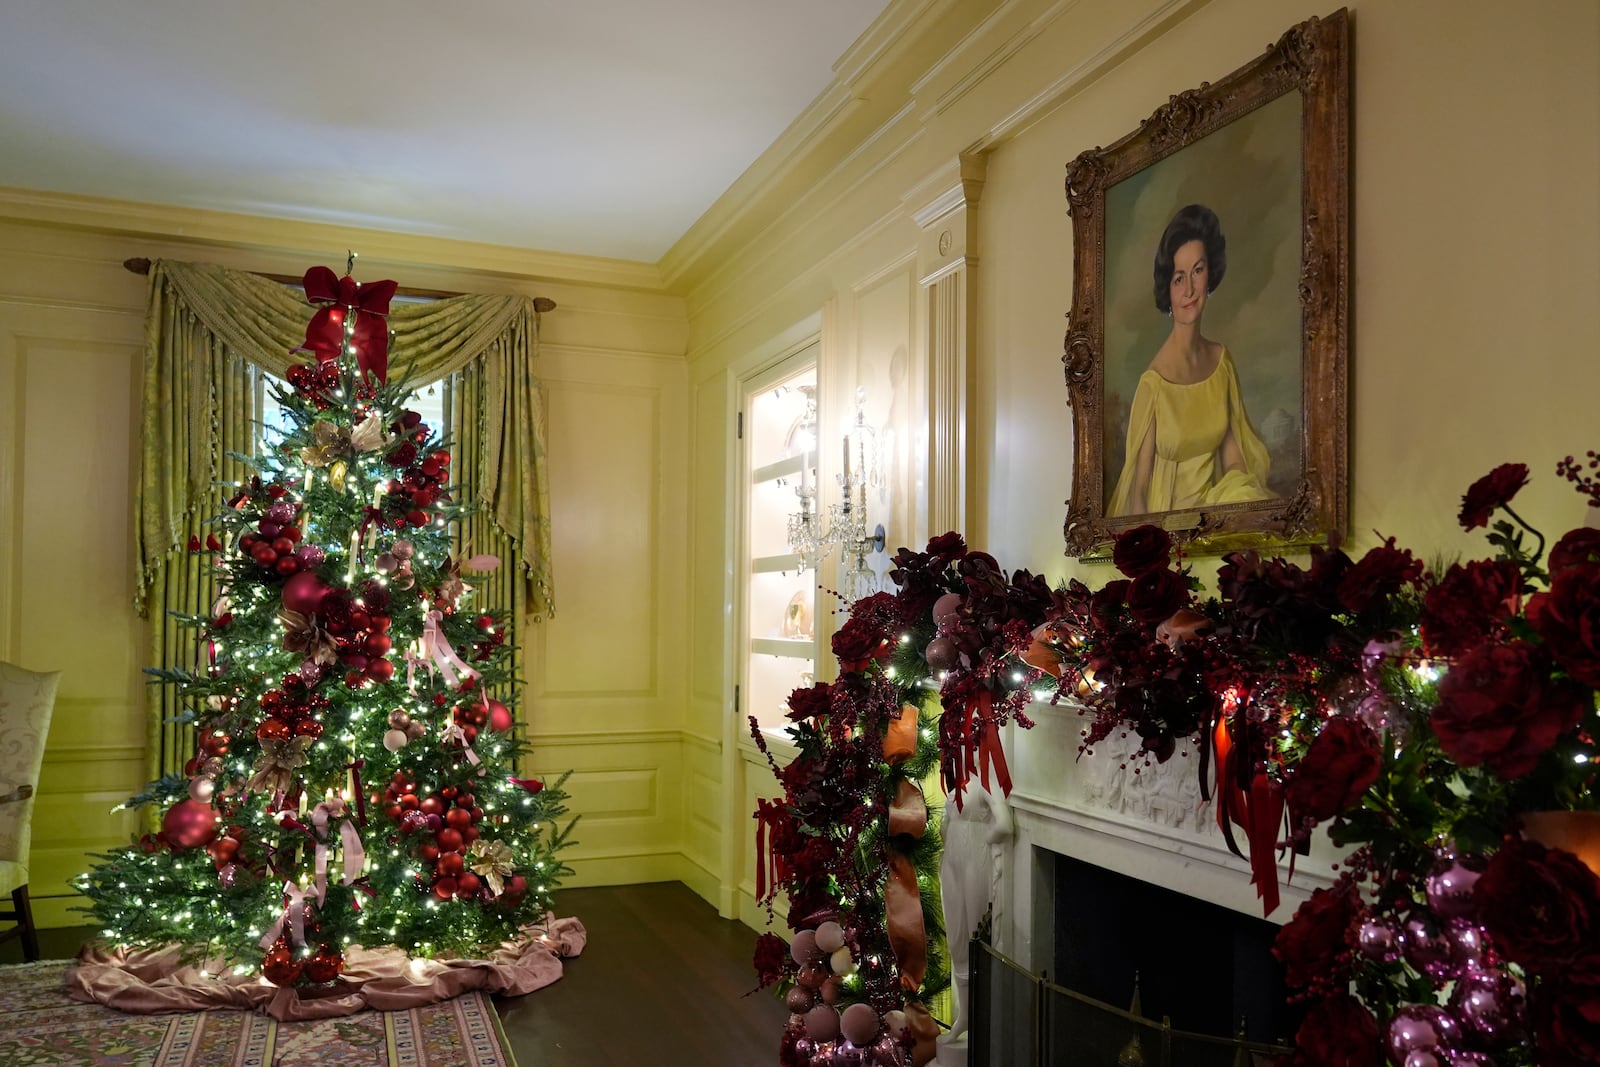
[[12, 885, 39, 962]]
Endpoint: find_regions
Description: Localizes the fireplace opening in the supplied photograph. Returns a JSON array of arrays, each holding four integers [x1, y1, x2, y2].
[[1051, 853, 1305, 1047]]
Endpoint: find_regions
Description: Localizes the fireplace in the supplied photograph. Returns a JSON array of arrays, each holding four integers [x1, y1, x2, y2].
[[969, 710, 1341, 1060]]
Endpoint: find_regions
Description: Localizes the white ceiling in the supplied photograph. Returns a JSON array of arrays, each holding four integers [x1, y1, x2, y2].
[[0, 0, 890, 263]]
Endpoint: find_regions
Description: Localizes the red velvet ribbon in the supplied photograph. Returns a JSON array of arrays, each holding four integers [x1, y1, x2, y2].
[[298, 266, 397, 383], [1211, 713, 1284, 916], [753, 799, 785, 904], [942, 690, 1014, 811], [347, 758, 367, 826]]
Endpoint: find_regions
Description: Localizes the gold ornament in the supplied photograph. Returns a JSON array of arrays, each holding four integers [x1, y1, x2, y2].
[[328, 459, 348, 493], [300, 420, 352, 467], [467, 839, 516, 897]]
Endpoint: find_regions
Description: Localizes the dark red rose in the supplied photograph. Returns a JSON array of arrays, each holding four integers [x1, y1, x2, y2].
[[1431, 639, 1585, 779], [786, 682, 833, 722], [752, 932, 790, 988], [384, 440, 418, 468], [1288, 993, 1381, 1067], [831, 616, 889, 673], [1336, 538, 1423, 614], [1273, 884, 1360, 992], [1551, 528, 1600, 574], [1476, 838, 1600, 968], [1528, 563, 1600, 687], [1125, 568, 1187, 625], [1419, 559, 1522, 658], [1458, 461, 1529, 529], [1286, 717, 1381, 824], [1112, 525, 1172, 579], [923, 531, 967, 565], [1534, 952, 1600, 1067], [1089, 579, 1131, 630]]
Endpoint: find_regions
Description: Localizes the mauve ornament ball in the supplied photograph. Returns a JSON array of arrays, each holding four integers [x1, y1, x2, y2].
[[1401, 911, 1458, 981], [923, 635, 959, 672], [786, 986, 815, 1013], [932, 592, 964, 630], [1357, 918, 1401, 963], [1426, 859, 1483, 919], [814, 920, 845, 953], [840, 1003, 879, 1046], [791, 929, 821, 965], [805, 1005, 841, 1043], [1386, 1004, 1461, 1063]]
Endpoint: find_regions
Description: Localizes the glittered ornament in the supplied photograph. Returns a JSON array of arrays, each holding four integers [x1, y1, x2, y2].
[[786, 986, 815, 1013], [805, 1005, 841, 1043], [840, 1003, 879, 1046], [924, 635, 959, 672]]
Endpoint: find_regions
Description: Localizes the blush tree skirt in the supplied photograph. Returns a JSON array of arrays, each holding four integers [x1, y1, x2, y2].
[[78, 266, 575, 987]]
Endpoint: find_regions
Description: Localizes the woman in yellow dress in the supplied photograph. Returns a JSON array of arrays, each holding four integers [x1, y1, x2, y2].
[[1107, 204, 1273, 518]]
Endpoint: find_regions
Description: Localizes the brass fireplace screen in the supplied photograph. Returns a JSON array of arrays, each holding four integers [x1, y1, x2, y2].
[[970, 941, 1292, 1066]]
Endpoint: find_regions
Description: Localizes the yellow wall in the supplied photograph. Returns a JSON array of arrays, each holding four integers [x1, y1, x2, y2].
[[5, 0, 1599, 930], [676, 0, 1600, 921], [0, 194, 699, 925]]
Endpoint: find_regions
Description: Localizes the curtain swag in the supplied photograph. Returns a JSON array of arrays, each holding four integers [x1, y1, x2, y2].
[[135, 258, 554, 620]]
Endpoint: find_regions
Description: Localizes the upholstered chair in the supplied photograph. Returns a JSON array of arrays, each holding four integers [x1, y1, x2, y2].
[[0, 661, 59, 961]]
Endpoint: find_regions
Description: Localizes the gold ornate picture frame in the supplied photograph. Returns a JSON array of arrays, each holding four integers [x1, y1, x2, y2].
[[1063, 9, 1349, 558]]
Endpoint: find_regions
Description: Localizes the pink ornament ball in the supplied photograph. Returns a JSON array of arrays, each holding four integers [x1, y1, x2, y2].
[[282, 571, 330, 615], [1386, 1004, 1461, 1064], [805, 1005, 841, 1043], [1426, 860, 1482, 919], [931, 592, 964, 629], [815, 920, 846, 954], [1401, 912, 1457, 981], [840, 1003, 880, 1046], [820, 976, 843, 1005], [187, 776, 216, 803], [1357, 918, 1400, 963], [791, 929, 822, 966], [383, 728, 408, 751], [924, 635, 959, 673], [786, 986, 816, 1013], [1403, 1052, 1446, 1067], [162, 799, 220, 850]]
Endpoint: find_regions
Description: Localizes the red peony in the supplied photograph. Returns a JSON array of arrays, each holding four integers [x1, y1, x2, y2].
[[1288, 993, 1381, 1067], [1273, 884, 1360, 993], [1112, 525, 1172, 579], [1419, 559, 1522, 658], [1336, 539, 1423, 614], [1458, 462, 1529, 529], [1534, 952, 1600, 1067], [1125, 568, 1187, 626], [831, 615, 889, 673], [1550, 528, 1600, 574], [1285, 717, 1381, 824], [1089, 579, 1131, 630], [786, 681, 833, 723], [1527, 562, 1600, 687], [752, 932, 791, 988], [1475, 839, 1600, 968], [1431, 639, 1586, 779]]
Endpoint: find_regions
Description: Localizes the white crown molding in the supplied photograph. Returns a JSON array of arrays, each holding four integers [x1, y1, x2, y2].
[[0, 186, 668, 294]]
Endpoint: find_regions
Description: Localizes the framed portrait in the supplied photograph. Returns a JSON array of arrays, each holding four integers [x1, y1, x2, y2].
[[1062, 9, 1349, 557]]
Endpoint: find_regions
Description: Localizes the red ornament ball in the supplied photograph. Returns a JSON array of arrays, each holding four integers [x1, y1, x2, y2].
[[162, 799, 220, 850], [432, 877, 458, 901], [273, 555, 301, 576], [251, 543, 279, 567], [456, 871, 482, 897], [437, 851, 465, 878], [303, 944, 344, 984], [436, 828, 464, 853], [261, 941, 302, 986], [420, 796, 446, 817], [282, 571, 331, 615], [366, 658, 395, 684], [363, 633, 392, 657], [256, 719, 292, 742], [487, 701, 513, 733], [445, 806, 473, 831]]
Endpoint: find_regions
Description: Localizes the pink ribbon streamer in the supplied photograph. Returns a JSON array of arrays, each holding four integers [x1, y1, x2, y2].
[[421, 610, 479, 689], [440, 721, 482, 767], [309, 800, 367, 907], [259, 881, 310, 951]]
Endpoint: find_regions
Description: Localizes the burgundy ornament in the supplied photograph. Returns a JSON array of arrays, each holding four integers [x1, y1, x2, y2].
[[931, 592, 964, 631], [162, 799, 220, 850], [282, 571, 331, 615], [924, 635, 959, 673], [786, 986, 815, 1013]]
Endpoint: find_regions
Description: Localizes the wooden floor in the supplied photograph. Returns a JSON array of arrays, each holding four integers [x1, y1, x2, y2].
[[499, 881, 789, 1066], [4, 882, 790, 1067]]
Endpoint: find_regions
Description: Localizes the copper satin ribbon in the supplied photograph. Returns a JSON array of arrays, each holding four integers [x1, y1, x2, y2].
[[883, 703, 919, 764], [884, 849, 926, 992], [902, 999, 940, 1066], [888, 780, 928, 839]]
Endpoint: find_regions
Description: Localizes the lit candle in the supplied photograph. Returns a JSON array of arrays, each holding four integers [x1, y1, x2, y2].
[[842, 435, 852, 484]]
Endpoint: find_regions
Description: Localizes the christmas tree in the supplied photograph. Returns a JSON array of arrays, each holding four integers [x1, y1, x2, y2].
[[79, 264, 575, 985]]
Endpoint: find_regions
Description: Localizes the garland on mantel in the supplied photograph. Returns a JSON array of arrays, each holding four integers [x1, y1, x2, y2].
[[755, 452, 1600, 1066]]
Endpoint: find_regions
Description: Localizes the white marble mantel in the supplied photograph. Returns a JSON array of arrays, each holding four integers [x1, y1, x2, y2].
[[991, 702, 1341, 974]]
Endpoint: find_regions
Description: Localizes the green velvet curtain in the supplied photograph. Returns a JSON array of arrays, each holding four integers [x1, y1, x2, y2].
[[136, 259, 553, 780]]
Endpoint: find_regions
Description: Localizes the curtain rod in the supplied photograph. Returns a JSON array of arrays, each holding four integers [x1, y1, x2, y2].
[[121, 258, 556, 313]]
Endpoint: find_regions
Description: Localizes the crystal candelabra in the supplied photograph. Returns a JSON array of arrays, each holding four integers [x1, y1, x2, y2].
[[785, 387, 887, 602]]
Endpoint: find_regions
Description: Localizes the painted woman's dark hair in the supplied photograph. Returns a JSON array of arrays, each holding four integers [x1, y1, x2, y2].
[[1153, 204, 1226, 313]]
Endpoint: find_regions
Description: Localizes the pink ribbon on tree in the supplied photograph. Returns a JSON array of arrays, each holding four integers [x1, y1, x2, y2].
[[297, 266, 398, 383], [309, 798, 366, 906], [258, 880, 312, 951], [440, 720, 482, 767], [420, 610, 479, 689]]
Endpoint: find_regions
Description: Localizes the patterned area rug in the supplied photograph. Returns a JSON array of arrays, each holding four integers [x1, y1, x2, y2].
[[0, 959, 518, 1066]]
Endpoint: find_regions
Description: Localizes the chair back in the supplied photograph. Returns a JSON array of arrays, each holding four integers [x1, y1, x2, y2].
[[0, 662, 59, 869]]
